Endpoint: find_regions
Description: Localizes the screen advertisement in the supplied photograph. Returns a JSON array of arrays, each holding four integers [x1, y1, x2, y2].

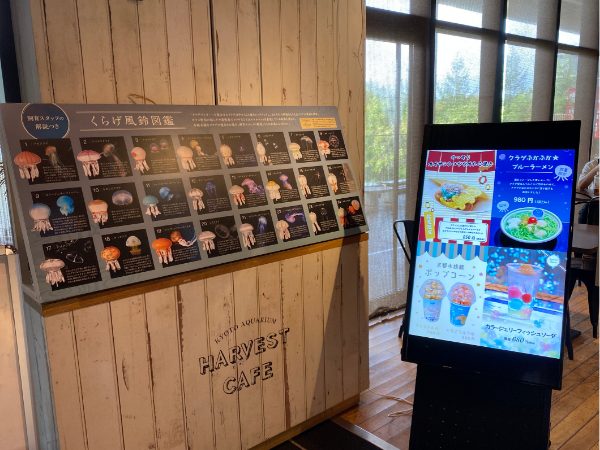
[[402, 121, 580, 388]]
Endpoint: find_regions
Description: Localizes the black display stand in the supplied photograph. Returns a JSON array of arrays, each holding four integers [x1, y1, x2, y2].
[[409, 364, 552, 450]]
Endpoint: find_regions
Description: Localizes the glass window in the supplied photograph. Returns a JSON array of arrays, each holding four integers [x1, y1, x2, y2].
[[553, 52, 578, 120], [436, 0, 483, 28], [559, 0, 582, 46], [502, 43, 536, 122], [434, 32, 481, 124], [366, 0, 410, 15]]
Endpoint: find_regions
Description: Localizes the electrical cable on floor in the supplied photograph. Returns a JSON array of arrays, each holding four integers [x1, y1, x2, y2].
[[368, 388, 414, 417]]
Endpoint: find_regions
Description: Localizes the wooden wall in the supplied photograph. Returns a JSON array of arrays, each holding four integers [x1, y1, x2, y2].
[[12, 0, 367, 449]]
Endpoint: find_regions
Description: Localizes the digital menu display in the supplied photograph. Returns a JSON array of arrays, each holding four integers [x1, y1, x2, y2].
[[408, 148, 576, 360]]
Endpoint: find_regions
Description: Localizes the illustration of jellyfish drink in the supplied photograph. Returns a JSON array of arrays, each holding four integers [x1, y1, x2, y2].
[[198, 231, 216, 253], [275, 220, 290, 241], [101, 246, 121, 272], [87, 199, 109, 225], [40, 259, 65, 286], [143, 195, 161, 218], [30, 203, 53, 233], [256, 142, 268, 164], [328, 173, 338, 193], [309, 212, 321, 233], [188, 188, 205, 212], [266, 181, 281, 201], [239, 223, 256, 249], [176, 146, 196, 171], [318, 140, 330, 157], [448, 283, 475, 326], [152, 238, 173, 264], [14, 151, 41, 181], [229, 185, 246, 206], [289, 142, 302, 161], [220, 144, 235, 167], [419, 279, 446, 322], [506, 263, 543, 320], [131, 147, 150, 173], [337, 207, 347, 227], [56, 195, 75, 216], [298, 175, 311, 197], [77, 150, 101, 177]]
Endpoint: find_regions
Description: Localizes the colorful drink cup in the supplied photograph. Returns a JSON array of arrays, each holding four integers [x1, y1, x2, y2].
[[506, 263, 542, 320], [419, 279, 445, 322], [448, 283, 475, 326]]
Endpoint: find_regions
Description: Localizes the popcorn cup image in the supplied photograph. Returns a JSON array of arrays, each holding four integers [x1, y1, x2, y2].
[[419, 279, 446, 322], [448, 283, 475, 326]]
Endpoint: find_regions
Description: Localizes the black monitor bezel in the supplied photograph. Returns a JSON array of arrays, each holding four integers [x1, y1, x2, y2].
[[401, 120, 581, 389]]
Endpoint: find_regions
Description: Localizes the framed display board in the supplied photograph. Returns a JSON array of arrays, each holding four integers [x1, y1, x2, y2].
[[0, 104, 367, 303], [401, 121, 580, 388]]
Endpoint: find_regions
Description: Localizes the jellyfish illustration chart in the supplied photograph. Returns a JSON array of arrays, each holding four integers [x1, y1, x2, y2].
[[189, 175, 232, 213], [219, 133, 258, 167], [131, 135, 179, 174], [154, 223, 200, 266], [276, 205, 310, 241], [318, 130, 348, 160], [90, 183, 144, 227], [177, 134, 221, 170], [240, 211, 278, 248], [230, 172, 268, 208], [101, 230, 155, 277], [17, 139, 78, 184], [327, 164, 356, 194], [200, 216, 242, 257], [266, 169, 300, 203], [30, 188, 90, 235], [143, 179, 190, 220], [289, 131, 320, 162], [307, 201, 339, 234], [41, 238, 101, 290], [79, 137, 132, 178], [297, 166, 329, 198], [337, 196, 366, 228], [255, 132, 290, 165]]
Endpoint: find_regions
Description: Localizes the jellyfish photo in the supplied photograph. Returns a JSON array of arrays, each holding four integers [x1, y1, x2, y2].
[[143, 195, 161, 217], [159, 187, 174, 202], [327, 173, 339, 193], [29, 203, 53, 233], [309, 212, 321, 233], [219, 144, 235, 166], [337, 207, 347, 227], [239, 223, 256, 249], [288, 142, 302, 160], [102, 143, 127, 176], [40, 259, 65, 286], [279, 174, 292, 190], [77, 150, 101, 177], [159, 139, 170, 152], [298, 175, 311, 197], [45, 145, 63, 168], [176, 146, 196, 171], [328, 134, 340, 148], [152, 238, 173, 264], [131, 147, 150, 172], [266, 181, 281, 201], [257, 215, 268, 234], [205, 181, 218, 198], [125, 235, 142, 255], [14, 151, 41, 180], [300, 135, 313, 150], [285, 211, 305, 224], [111, 190, 134, 206], [170, 230, 197, 247], [256, 142, 268, 164], [87, 199, 109, 225], [229, 185, 245, 206], [100, 246, 121, 272], [349, 199, 361, 214], [188, 188, 205, 212], [190, 139, 205, 156], [241, 178, 264, 194], [275, 220, 290, 240], [150, 143, 160, 153], [318, 140, 330, 156], [214, 224, 231, 239], [198, 231, 216, 253], [56, 195, 75, 216]]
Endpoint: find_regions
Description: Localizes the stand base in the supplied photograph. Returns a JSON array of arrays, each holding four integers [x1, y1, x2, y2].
[[409, 364, 553, 450]]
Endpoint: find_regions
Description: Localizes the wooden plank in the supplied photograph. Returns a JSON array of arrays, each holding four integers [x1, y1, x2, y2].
[[280, 256, 307, 427], [280, 0, 301, 104], [43, 0, 86, 102], [237, 0, 262, 105], [299, 0, 318, 105], [301, 252, 326, 418], [165, 0, 196, 104], [206, 274, 242, 449], [42, 234, 368, 317], [137, 0, 171, 103], [179, 280, 215, 450], [77, 0, 117, 102], [233, 267, 264, 448], [110, 295, 157, 450], [550, 395, 599, 448], [73, 304, 123, 450], [316, 0, 335, 105], [107, 0, 145, 103], [322, 247, 344, 407], [145, 287, 187, 449], [189, 0, 215, 104], [45, 313, 87, 449], [334, 0, 349, 129], [341, 243, 360, 400], [559, 414, 599, 450], [212, 0, 241, 105], [0, 259, 27, 449], [259, 0, 283, 105], [258, 262, 286, 439], [358, 240, 370, 390]]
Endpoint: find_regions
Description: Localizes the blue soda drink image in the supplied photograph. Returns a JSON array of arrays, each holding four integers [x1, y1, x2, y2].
[[506, 263, 542, 320], [420, 280, 445, 322]]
